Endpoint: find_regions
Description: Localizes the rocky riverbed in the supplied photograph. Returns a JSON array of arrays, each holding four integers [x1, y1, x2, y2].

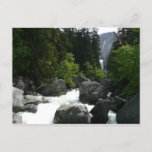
[[13, 77, 139, 124], [13, 87, 118, 124]]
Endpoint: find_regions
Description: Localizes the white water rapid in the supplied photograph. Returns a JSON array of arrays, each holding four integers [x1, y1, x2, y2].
[[107, 110, 117, 124], [21, 89, 94, 124], [21, 89, 117, 124]]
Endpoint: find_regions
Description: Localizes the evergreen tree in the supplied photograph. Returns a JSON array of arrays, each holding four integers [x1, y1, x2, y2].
[[107, 28, 140, 99], [13, 28, 104, 86]]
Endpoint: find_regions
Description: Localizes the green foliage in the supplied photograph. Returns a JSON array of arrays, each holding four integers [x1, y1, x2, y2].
[[107, 28, 140, 99], [13, 28, 101, 86], [13, 28, 70, 84], [83, 62, 104, 81], [13, 27, 139, 100], [57, 53, 79, 87], [64, 28, 101, 70], [113, 28, 140, 50], [108, 44, 139, 99]]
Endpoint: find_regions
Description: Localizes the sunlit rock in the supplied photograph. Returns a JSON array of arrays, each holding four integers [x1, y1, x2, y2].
[[54, 104, 91, 124]]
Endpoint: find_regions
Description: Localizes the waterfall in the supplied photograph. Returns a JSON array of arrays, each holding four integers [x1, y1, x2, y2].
[[99, 59, 104, 70], [100, 32, 117, 72], [107, 110, 117, 124]]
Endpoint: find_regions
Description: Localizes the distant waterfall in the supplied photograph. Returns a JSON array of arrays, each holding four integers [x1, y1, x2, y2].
[[99, 59, 104, 70], [99, 32, 117, 72]]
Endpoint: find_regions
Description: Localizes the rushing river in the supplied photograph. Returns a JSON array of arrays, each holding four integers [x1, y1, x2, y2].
[[21, 89, 117, 124]]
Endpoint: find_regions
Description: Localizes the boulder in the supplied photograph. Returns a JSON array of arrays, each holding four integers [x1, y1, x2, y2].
[[54, 104, 91, 124], [13, 113, 22, 124], [23, 95, 47, 105], [74, 76, 90, 88], [13, 87, 39, 113], [23, 78, 36, 95], [15, 80, 25, 90], [13, 87, 24, 112], [38, 78, 67, 96], [100, 78, 111, 92], [110, 96, 126, 112], [90, 99, 110, 123], [79, 81, 107, 104], [116, 93, 140, 124], [21, 104, 38, 113], [14, 78, 36, 95]]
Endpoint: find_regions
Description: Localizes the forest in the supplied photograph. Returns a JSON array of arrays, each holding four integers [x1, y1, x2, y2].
[[13, 28, 139, 98], [107, 28, 139, 99], [13, 28, 104, 88]]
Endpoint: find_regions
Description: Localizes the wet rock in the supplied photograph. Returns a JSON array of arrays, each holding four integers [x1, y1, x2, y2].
[[13, 87, 24, 112], [14, 78, 36, 95], [21, 104, 38, 113], [110, 96, 126, 112], [38, 78, 67, 96], [54, 104, 91, 124], [79, 81, 107, 104], [23, 78, 36, 95], [117, 93, 140, 124], [24, 95, 45, 105], [90, 99, 109, 123], [74, 76, 90, 88]]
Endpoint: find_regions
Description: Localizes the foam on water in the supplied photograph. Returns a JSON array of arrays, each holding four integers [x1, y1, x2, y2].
[[107, 110, 117, 124], [21, 89, 117, 124], [21, 89, 94, 124], [107, 92, 112, 98]]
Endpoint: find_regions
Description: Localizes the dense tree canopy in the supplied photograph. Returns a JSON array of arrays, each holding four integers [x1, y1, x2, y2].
[[13, 28, 139, 98], [107, 28, 140, 99], [13, 28, 103, 86]]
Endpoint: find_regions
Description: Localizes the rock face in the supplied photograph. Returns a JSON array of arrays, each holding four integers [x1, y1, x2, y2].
[[90, 99, 109, 123], [116, 93, 140, 124], [74, 76, 90, 88], [13, 87, 25, 112], [110, 96, 126, 112], [54, 104, 91, 124], [13, 113, 22, 124], [38, 78, 67, 96], [79, 81, 107, 104], [100, 32, 117, 71]]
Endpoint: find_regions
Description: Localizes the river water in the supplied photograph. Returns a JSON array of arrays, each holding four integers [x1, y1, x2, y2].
[[21, 89, 117, 124]]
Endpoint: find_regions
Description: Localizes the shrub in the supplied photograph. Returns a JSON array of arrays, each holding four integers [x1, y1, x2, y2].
[[83, 61, 104, 81], [57, 53, 79, 87], [108, 44, 139, 99]]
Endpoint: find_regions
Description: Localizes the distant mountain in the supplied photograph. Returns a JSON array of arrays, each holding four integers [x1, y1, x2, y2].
[[100, 32, 117, 72]]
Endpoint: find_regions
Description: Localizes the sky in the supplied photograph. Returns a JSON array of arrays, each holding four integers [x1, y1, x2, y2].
[[97, 27, 118, 35]]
